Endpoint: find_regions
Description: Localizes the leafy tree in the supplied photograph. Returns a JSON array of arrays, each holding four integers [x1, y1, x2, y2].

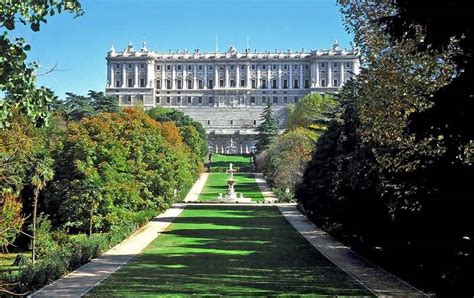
[[286, 93, 337, 133], [88, 90, 119, 114], [28, 151, 54, 264], [63, 92, 94, 121], [0, 193, 25, 252], [147, 107, 208, 158], [0, 0, 83, 128], [256, 103, 279, 152]]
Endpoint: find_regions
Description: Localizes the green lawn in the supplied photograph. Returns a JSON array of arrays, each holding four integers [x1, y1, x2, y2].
[[210, 154, 252, 169], [88, 205, 370, 296], [198, 173, 264, 201]]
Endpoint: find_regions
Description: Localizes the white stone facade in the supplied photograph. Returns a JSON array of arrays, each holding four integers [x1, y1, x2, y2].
[[105, 41, 360, 154]]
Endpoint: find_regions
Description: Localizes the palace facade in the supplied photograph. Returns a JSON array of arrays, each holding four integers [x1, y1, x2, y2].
[[105, 42, 359, 154]]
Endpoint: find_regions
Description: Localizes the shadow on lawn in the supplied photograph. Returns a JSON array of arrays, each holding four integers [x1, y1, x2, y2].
[[89, 205, 370, 296]]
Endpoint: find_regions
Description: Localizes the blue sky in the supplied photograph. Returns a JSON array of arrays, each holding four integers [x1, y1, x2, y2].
[[14, 0, 353, 98]]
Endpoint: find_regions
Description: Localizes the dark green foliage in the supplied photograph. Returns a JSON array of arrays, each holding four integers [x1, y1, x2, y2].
[[53, 90, 119, 121], [298, 1, 473, 295], [256, 103, 279, 152]]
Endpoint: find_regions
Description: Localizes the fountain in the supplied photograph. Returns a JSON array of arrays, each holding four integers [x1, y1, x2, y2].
[[226, 163, 238, 200], [215, 163, 252, 203]]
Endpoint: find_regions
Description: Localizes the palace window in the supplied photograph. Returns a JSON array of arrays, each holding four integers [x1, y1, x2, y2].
[[220, 65, 224, 70], [294, 96, 299, 103], [155, 96, 160, 104], [140, 78, 145, 87], [198, 97, 203, 104], [116, 80, 120, 87], [283, 64, 288, 70], [124, 95, 131, 103], [250, 96, 256, 104], [177, 65, 182, 71], [294, 64, 299, 70], [208, 79, 214, 89], [346, 62, 351, 67], [128, 64, 132, 69], [177, 80, 183, 89], [240, 79, 245, 87], [251, 65, 256, 70], [305, 79, 310, 88], [187, 65, 193, 71], [305, 65, 309, 69], [230, 80, 236, 87], [283, 96, 288, 103], [253, 120, 257, 125], [187, 80, 192, 89], [230, 120, 234, 125], [321, 63, 326, 68], [334, 79, 338, 86], [251, 79, 256, 88], [156, 80, 162, 89], [209, 96, 214, 103], [207, 120, 211, 125], [166, 96, 171, 103], [272, 79, 277, 89], [273, 96, 278, 104], [166, 65, 171, 71], [208, 65, 213, 71], [262, 65, 266, 70], [156, 65, 161, 71], [140, 64, 145, 69], [198, 65, 203, 71], [230, 65, 234, 70], [283, 79, 288, 89], [333, 62, 338, 67], [220, 79, 224, 87], [128, 78, 133, 87], [272, 64, 277, 70], [321, 79, 326, 87], [198, 80, 204, 89], [116, 64, 120, 69], [294, 79, 299, 88], [166, 80, 171, 89], [261, 79, 267, 89], [176, 96, 181, 104], [262, 96, 266, 103], [188, 96, 192, 104], [240, 65, 245, 70]]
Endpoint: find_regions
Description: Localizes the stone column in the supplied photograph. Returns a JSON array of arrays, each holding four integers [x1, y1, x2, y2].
[[289, 63, 292, 89], [110, 64, 114, 87], [122, 63, 126, 88], [235, 65, 239, 88], [246, 64, 250, 88], [278, 64, 282, 89], [183, 66, 187, 89], [134, 64, 139, 87], [299, 64, 303, 89], [204, 64, 208, 89], [315, 62, 320, 87], [214, 65, 219, 88], [225, 65, 229, 88], [147, 62, 154, 88], [340, 61, 344, 86], [161, 65, 165, 90], [327, 62, 332, 87], [256, 66, 261, 88], [267, 67, 271, 89], [193, 64, 197, 89], [172, 65, 176, 89]]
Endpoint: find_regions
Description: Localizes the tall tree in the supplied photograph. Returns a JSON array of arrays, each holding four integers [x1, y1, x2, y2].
[[256, 103, 279, 153], [0, 1, 83, 128], [88, 90, 119, 114]]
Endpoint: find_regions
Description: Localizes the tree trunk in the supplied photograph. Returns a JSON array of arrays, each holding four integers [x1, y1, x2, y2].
[[32, 187, 39, 265], [88, 198, 94, 237]]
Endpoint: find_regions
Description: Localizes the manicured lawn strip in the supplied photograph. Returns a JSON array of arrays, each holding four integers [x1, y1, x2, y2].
[[198, 173, 264, 201], [88, 205, 370, 296], [211, 154, 252, 169]]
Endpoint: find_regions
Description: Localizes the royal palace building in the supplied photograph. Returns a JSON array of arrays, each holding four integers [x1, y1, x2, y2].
[[105, 41, 360, 154]]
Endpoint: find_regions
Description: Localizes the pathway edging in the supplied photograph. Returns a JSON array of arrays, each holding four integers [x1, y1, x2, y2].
[[184, 172, 209, 202], [254, 173, 278, 203], [278, 205, 426, 296]]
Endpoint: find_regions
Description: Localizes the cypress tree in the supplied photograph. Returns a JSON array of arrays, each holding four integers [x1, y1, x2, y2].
[[256, 103, 279, 152]]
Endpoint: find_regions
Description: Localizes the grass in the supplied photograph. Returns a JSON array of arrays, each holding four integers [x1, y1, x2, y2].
[[210, 154, 252, 169], [88, 205, 371, 296], [198, 173, 264, 201]]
